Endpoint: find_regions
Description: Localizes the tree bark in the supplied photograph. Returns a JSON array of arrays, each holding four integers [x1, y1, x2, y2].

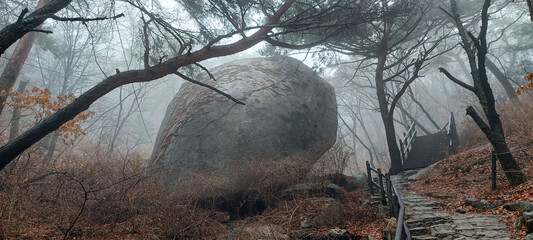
[[8, 81, 28, 140], [0, 0, 50, 116]]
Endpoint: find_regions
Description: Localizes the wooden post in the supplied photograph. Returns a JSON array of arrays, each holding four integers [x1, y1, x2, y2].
[[386, 174, 394, 217], [492, 150, 497, 190], [378, 168, 386, 205], [366, 161, 374, 195], [392, 195, 399, 218]]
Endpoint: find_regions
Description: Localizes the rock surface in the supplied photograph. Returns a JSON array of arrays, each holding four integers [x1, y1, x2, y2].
[[152, 56, 337, 182], [464, 198, 478, 206]]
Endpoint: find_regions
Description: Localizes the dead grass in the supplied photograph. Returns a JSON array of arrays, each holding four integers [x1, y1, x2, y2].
[[0, 139, 385, 239]]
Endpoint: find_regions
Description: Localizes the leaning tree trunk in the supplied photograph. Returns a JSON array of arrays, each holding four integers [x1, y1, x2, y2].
[[0, 0, 50, 116], [485, 58, 516, 100]]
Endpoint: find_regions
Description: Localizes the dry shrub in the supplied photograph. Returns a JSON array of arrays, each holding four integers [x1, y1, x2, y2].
[[0, 143, 230, 239], [458, 96, 533, 150], [312, 141, 352, 176], [0, 139, 355, 239], [174, 156, 316, 217]]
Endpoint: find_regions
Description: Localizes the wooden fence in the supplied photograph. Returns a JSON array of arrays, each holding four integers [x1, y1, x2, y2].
[[366, 161, 411, 240], [399, 121, 417, 166]]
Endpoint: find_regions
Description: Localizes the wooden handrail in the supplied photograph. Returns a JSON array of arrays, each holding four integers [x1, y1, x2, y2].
[[392, 180, 411, 240], [400, 122, 417, 165], [366, 161, 411, 240]]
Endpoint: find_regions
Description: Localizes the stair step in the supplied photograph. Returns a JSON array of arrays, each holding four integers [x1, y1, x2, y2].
[[409, 227, 430, 236], [412, 236, 438, 240]]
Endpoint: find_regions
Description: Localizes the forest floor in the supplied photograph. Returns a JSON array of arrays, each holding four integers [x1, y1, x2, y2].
[[0, 163, 387, 239], [409, 142, 533, 239]]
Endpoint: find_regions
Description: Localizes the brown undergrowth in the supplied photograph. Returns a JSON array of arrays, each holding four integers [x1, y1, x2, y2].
[[0, 141, 384, 239], [410, 96, 533, 240]]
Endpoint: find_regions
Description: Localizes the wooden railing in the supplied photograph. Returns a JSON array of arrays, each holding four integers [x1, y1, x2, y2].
[[399, 121, 417, 166], [366, 161, 411, 240]]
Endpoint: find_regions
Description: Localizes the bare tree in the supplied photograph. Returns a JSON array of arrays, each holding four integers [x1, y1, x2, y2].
[[327, 0, 449, 174], [439, 0, 526, 185]]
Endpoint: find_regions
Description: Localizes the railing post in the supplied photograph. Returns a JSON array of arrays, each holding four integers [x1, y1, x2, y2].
[[392, 195, 399, 218], [378, 168, 386, 205], [492, 150, 497, 190], [386, 173, 394, 217], [366, 161, 374, 195]]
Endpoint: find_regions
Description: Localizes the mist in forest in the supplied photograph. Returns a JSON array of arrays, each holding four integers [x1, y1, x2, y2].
[[0, 0, 530, 172]]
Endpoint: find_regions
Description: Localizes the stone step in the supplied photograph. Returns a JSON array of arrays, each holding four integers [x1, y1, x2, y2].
[[412, 236, 438, 240], [430, 223, 456, 238], [409, 227, 430, 236]]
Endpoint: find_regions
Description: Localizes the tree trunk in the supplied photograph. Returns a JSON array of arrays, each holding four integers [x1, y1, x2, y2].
[[0, 0, 50, 116], [383, 114, 402, 174], [8, 81, 28, 140], [466, 106, 526, 185], [44, 133, 59, 163], [375, 47, 402, 174], [485, 58, 516, 100]]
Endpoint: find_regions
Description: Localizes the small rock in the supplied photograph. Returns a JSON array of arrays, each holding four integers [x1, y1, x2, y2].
[[489, 200, 504, 208], [329, 228, 347, 235], [473, 200, 490, 211], [504, 201, 521, 211], [525, 233, 533, 240], [239, 224, 290, 240], [281, 183, 320, 199], [519, 201, 533, 215], [328, 228, 360, 240], [300, 219, 312, 228], [325, 184, 345, 199], [465, 198, 478, 206], [524, 211, 533, 234], [456, 207, 467, 214], [384, 217, 397, 230]]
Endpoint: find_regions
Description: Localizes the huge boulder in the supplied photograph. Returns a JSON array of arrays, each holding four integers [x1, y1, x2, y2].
[[152, 56, 337, 182]]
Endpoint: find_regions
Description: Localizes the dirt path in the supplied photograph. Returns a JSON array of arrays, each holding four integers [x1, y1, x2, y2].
[[392, 170, 511, 240]]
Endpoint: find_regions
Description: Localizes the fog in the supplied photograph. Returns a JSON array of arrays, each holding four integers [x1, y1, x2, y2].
[[0, 0, 531, 172]]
